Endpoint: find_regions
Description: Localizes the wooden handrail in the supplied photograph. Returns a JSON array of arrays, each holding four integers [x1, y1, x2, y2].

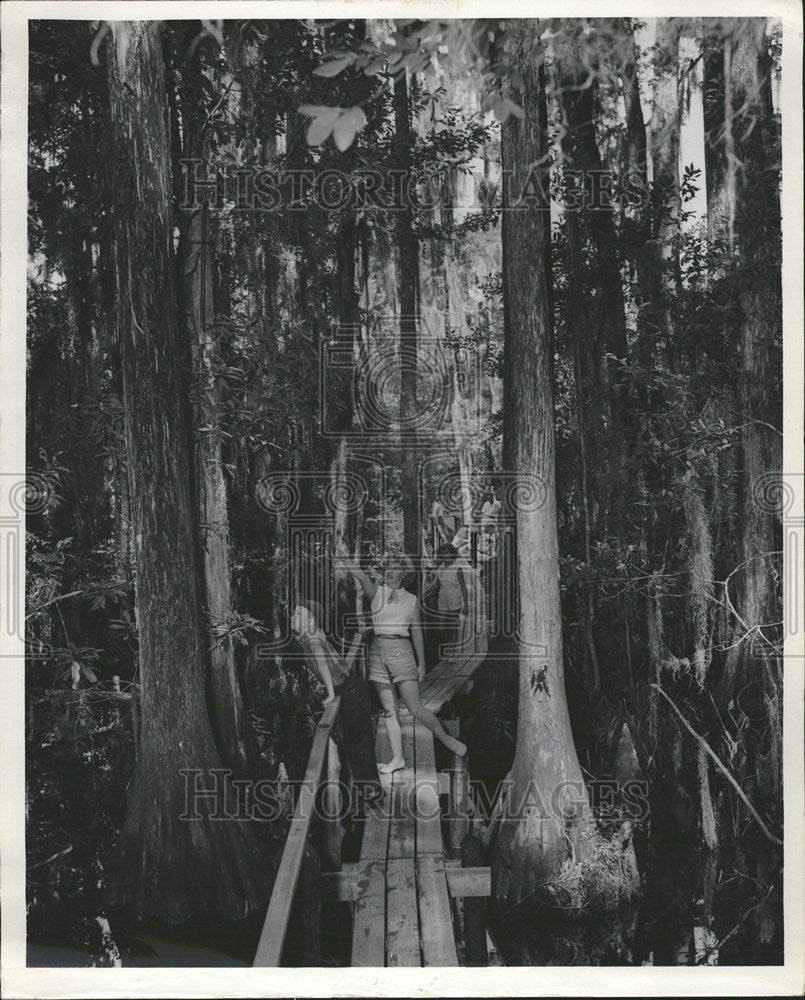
[[253, 696, 341, 966]]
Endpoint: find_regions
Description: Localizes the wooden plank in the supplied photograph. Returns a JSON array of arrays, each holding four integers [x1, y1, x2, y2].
[[448, 753, 470, 857], [418, 659, 454, 693], [321, 737, 342, 870], [321, 869, 355, 902], [419, 658, 456, 692], [419, 653, 473, 696], [416, 856, 458, 966], [385, 858, 421, 966], [321, 863, 493, 904], [253, 698, 341, 967], [423, 654, 485, 714], [418, 676, 456, 712], [445, 866, 491, 898], [351, 860, 387, 967], [413, 721, 443, 856], [323, 861, 490, 905], [360, 719, 392, 861], [387, 718, 416, 860], [422, 681, 461, 714]]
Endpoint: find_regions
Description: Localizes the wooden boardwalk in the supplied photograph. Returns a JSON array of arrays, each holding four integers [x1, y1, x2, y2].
[[254, 628, 488, 968], [350, 633, 487, 967]]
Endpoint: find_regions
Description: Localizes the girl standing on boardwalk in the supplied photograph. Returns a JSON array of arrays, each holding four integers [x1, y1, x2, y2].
[[335, 542, 466, 773]]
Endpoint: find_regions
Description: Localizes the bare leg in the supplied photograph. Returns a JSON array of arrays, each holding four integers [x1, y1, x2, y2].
[[374, 682, 404, 772], [397, 680, 466, 757]]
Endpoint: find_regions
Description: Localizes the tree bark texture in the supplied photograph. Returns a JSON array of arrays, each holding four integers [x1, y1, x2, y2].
[[616, 19, 656, 356], [495, 23, 600, 906], [394, 69, 421, 559], [178, 52, 253, 776], [728, 19, 782, 694], [650, 18, 682, 352], [106, 21, 267, 928]]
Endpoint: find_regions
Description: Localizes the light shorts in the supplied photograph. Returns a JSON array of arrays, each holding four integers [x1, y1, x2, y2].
[[367, 636, 418, 685]]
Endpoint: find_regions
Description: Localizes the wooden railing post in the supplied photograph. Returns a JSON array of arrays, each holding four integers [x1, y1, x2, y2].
[[253, 698, 340, 966], [461, 833, 487, 965], [285, 844, 322, 966], [447, 722, 469, 858]]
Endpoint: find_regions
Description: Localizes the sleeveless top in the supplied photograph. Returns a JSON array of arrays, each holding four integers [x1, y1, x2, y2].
[[299, 629, 350, 687], [370, 584, 416, 635]]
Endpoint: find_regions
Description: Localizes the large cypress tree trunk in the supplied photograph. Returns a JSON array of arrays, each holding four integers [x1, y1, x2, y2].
[[651, 18, 682, 356], [714, 18, 783, 950], [731, 17, 782, 659], [106, 21, 267, 930], [394, 69, 421, 559], [493, 24, 628, 909], [616, 18, 656, 358], [182, 198, 252, 776], [556, 30, 629, 367], [555, 28, 631, 692], [331, 213, 360, 633], [175, 40, 254, 778], [714, 19, 782, 701], [702, 27, 731, 250], [723, 19, 783, 741]]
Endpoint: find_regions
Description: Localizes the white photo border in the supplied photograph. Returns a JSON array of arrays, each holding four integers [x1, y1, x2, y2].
[[2, 1, 802, 996]]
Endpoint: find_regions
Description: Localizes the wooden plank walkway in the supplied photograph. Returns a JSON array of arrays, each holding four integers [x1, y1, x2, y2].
[[420, 621, 488, 714], [350, 633, 488, 967]]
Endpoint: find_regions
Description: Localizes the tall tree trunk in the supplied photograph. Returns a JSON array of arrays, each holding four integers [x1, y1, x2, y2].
[[555, 26, 633, 690], [651, 18, 682, 356], [616, 18, 657, 357], [494, 23, 606, 906], [331, 213, 360, 539], [105, 21, 267, 929], [731, 23, 783, 952], [176, 43, 254, 777], [707, 18, 782, 948], [394, 69, 421, 559], [329, 28, 368, 618], [701, 27, 732, 251], [556, 26, 630, 509], [182, 202, 252, 776], [724, 19, 783, 698]]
